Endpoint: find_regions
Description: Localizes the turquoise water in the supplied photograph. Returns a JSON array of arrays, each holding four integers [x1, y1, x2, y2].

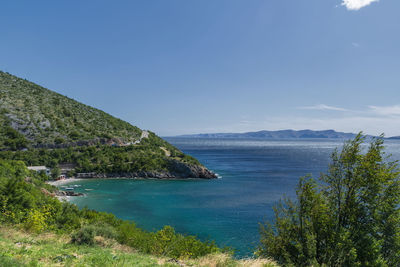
[[67, 138, 400, 257]]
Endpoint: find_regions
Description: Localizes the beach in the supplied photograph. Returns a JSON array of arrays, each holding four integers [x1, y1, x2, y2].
[[46, 178, 83, 187]]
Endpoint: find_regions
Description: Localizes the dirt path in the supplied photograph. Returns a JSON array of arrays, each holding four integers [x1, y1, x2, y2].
[[160, 146, 171, 157]]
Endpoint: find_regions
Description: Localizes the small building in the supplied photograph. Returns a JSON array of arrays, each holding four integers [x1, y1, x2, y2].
[[59, 163, 76, 177], [27, 166, 50, 176]]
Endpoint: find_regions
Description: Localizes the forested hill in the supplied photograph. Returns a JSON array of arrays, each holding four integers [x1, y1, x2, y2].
[[0, 71, 216, 179], [0, 71, 144, 147]]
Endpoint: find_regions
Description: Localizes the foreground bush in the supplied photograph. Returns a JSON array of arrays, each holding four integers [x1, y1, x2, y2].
[[258, 134, 400, 266], [117, 223, 220, 259], [71, 224, 118, 246], [71, 225, 97, 246]]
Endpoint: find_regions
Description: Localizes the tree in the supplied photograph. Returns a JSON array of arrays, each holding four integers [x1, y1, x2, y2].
[[51, 167, 61, 180], [258, 133, 400, 266]]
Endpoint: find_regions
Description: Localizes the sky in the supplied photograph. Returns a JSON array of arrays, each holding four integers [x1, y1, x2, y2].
[[1, 0, 399, 136]]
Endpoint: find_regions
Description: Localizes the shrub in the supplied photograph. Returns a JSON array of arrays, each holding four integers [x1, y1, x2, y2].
[[0, 197, 16, 223], [54, 137, 65, 144], [71, 224, 117, 246], [116, 222, 220, 259], [258, 134, 400, 266], [23, 206, 53, 233], [92, 223, 117, 240], [55, 203, 81, 231], [71, 225, 96, 246]]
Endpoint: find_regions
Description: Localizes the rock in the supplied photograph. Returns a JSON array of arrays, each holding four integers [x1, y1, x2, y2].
[[168, 159, 217, 179], [56, 191, 84, 197]]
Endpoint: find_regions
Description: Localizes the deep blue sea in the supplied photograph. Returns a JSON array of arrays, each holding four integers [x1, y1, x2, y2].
[[66, 138, 400, 257]]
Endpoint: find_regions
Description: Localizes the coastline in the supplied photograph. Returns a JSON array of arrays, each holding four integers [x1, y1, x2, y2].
[[46, 175, 218, 202], [46, 175, 218, 205], [46, 178, 84, 202]]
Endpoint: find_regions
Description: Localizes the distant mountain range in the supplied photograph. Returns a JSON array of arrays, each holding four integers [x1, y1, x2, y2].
[[176, 130, 366, 139]]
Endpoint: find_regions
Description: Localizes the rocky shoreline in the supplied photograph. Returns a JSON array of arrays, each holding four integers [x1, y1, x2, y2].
[[76, 161, 217, 179], [40, 186, 84, 202], [45, 164, 217, 201]]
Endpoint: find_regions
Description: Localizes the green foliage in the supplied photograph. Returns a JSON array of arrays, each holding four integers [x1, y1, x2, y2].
[[0, 252, 22, 267], [54, 137, 64, 144], [69, 131, 80, 140], [71, 223, 118, 246], [0, 142, 201, 175], [50, 166, 61, 180], [2, 127, 28, 150], [92, 223, 118, 239], [23, 205, 54, 233], [71, 225, 96, 246], [258, 133, 400, 266], [116, 222, 220, 259]]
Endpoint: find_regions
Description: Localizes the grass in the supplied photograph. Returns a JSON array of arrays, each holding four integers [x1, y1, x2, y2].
[[187, 253, 278, 267], [0, 226, 177, 266], [0, 226, 278, 267]]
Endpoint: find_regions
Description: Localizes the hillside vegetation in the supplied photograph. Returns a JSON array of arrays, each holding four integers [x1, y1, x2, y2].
[[0, 71, 142, 146], [0, 71, 215, 178]]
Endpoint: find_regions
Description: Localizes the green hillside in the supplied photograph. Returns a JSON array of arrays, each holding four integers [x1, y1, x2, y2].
[[0, 71, 148, 147], [0, 71, 215, 178]]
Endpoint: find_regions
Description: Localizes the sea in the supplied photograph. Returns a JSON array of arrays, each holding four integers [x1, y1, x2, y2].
[[66, 138, 400, 258]]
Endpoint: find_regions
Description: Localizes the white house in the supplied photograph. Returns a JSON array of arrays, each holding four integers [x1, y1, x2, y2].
[[27, 166, 50, 176]]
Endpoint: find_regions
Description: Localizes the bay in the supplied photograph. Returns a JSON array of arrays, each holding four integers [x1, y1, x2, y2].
[[68, 138, 400, 257]]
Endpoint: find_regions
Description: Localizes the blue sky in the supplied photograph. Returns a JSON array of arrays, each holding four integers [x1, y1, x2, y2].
[[1, 0, 399, 136]]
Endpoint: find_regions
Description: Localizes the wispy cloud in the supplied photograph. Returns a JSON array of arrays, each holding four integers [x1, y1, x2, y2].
[[342, 0, 379, 11], [352, 42, 360, 48], [369, 105, 400, 116], [298, 104, 348, 112]]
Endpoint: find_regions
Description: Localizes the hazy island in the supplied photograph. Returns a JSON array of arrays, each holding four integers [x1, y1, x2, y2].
[[175, 129, 361, 139]]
